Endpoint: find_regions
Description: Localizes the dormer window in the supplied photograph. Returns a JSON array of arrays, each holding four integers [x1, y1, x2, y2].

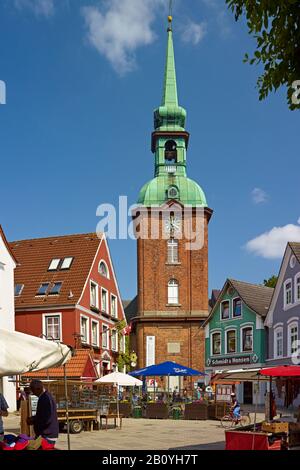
[[61, 257, 73, 270], [165, 140, 177, 163], [48, 259, 61, 271], [167, 186, 179, 200], [49, 282, 62, 295], [15, 284, 24, 297], [37, 283, 50, 296]]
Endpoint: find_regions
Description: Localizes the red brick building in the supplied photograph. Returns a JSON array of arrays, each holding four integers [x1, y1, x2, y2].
[[10, 232, 127, 377], [126, 20, 213, 391]]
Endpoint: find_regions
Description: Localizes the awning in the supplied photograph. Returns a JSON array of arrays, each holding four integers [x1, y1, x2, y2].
[[260, 366, 300, 377], [211, 368, 269, 383], [0, 329, 72, 377]]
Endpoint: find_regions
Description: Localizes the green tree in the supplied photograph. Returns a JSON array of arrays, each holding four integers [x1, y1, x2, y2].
[[115, 320, 131, 372], [263, 275, 278, 288], [226, 0, 300, 109]]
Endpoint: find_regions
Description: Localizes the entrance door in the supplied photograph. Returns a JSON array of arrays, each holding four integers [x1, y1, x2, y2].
[[168, 376, 180, 392], [243, 382, 253, 404]]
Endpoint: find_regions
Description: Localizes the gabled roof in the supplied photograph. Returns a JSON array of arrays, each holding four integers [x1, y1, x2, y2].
[[203, 279, 274, 326], [0, 225, 18, 265], [123, 296, 138, 323], [265, 242, 300, 327], [10, 232, 103, 309], [290, 242, 300, 263], [22, 349, 97, 379], [229, 279, 274, 318]]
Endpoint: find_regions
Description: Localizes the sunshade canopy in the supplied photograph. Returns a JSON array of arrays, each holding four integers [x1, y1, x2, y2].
[[130, 361, 205, 377], [95, 371, 142, 387], [260, 366, 300, 377], [211, 368, 269, 383], [0, 329, 72, 377]]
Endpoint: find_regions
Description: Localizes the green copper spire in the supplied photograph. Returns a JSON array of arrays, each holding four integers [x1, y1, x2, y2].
[[137, 15, 208, 209], [154, 18, 186, 131], [161, 24, 178, 107]]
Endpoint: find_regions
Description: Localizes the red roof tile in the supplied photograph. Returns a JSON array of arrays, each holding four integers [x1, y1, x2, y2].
[[23, 349, 97, 379], [10, 232, 103, 309]]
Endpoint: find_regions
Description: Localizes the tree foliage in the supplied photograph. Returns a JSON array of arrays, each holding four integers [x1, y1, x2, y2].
[[116, 320, 131, 372], [263, 275, 278, 288], [226, 0, 300, 109]]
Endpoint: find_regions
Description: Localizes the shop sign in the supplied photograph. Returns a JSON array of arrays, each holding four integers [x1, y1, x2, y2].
[[207, 355, 256, 367]]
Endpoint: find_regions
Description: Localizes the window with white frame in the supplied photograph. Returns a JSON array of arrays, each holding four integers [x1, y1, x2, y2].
[[48, 258, 61, 271], [226, 330, 236, 353], [221, 300, 230, 320], [99, 261, 109, 278], [61, 257, 74, 270], [45, 315, 61, 340], [120, 335, 126, 353], [212, 332, 221, 355], [168, 279, 179, 305], [111, 294, 117, 318], [102, 325, 109, 349], [111, 330, 118, 351], [241, 327, 253, 352], [284, 279, 293, 308], [167, 239, 179, 264], [91, 321, 99, 347], [101, 289, 108, 312], [288, 322, 298, 356], [233, 298, 242, 317], [274, 327, 283, 358], [90, 282, 98, 308], [81, 317, 89, 343], [295, 274, 300, 303], [15, 284, 24, 297]]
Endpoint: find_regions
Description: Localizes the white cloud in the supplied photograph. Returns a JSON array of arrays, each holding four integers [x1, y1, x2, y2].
[[14, 0, 55, 17], [181, 21, 207, 46], [251, 188, 268, 204], [246, 221, 300, 259], [82, 0, 165, 75], [201, 0, 232, 37]]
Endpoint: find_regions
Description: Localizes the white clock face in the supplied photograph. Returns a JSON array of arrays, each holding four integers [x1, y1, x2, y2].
[[165, 216, 181, 234]]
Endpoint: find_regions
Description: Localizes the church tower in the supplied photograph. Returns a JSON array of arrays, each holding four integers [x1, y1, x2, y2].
[[130, 16, 213, 389]]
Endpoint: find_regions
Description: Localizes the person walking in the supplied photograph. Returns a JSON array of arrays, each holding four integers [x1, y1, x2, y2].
[[27, 380, 59, 447]]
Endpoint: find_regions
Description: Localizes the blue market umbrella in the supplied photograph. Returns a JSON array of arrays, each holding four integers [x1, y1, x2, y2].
[[130, 361, 205, 377]]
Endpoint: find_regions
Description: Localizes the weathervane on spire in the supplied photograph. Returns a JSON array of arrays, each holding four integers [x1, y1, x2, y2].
[[168, 0, 173, 31]]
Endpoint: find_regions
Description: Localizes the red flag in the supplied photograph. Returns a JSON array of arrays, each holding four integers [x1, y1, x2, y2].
[[122, 324, 132, 336]]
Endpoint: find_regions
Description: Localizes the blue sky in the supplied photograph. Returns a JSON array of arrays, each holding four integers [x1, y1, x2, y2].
[[0, 0, 299, 300]]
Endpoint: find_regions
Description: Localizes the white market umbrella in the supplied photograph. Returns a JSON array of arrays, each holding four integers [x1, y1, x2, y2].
[[0, 328, 73, 450], [0, 329, 72, 376], [95, 372, 142, 387], [95, 372, 142, 427]]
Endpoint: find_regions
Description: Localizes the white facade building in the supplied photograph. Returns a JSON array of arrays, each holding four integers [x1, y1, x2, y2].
[[0, 226, 17, 411]]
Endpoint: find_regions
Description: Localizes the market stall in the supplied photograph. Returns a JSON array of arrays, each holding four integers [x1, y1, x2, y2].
[[211, 366, 300, 450], [130, 361, 209, 419], [95, 372, 143, 428], [0, 328, 72, 450]]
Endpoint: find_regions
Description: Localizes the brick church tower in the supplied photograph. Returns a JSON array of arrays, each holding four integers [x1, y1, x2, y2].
[[129, 17, 213, 390]]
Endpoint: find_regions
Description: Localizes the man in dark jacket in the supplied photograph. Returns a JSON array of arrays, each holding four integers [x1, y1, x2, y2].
[[27, 380, 59, 445]]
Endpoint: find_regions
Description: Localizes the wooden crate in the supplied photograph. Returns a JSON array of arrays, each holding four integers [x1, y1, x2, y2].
[[261, 421, 289, 434]]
